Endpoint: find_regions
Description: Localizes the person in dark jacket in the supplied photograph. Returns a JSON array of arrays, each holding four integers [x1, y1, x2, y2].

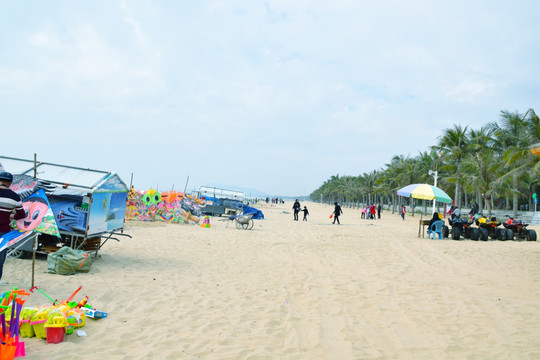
[[428, 212, 441, 228], [332, 202, 343, 224], [0, 172, 26, 281], [292, 199, 301, 221]]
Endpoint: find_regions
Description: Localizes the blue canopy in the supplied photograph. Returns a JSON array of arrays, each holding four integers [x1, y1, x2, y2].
[[242, 205, 264, 220]]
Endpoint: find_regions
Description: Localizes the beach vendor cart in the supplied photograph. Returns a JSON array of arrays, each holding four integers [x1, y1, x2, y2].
[[198, 186, 245, 217], [0, 155, 131, 258]]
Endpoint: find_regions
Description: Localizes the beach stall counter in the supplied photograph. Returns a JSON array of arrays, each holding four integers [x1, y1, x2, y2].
[[198, 186, 245, 217], [0, 156, 131, 258]]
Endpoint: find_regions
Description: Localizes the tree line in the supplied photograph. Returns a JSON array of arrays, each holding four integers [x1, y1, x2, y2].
[[310, 109, 540, 218]]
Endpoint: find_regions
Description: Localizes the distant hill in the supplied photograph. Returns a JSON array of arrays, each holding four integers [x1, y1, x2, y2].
[[200, 183, 311, 199], [202, 183, 270, 198]]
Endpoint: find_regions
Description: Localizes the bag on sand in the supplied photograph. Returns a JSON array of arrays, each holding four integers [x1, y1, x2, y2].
[[47, 247, 92, 275]]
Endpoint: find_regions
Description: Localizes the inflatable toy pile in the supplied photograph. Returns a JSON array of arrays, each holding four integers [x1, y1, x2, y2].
[[126, 188, 205, 224], [0, 285, 106, 359]]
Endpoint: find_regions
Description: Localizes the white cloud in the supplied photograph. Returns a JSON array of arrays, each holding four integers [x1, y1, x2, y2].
[[119, 0, 149, 46], [29, 31, 56, 48], [0, 0, 538, 195], [444, 79, 495, 103]]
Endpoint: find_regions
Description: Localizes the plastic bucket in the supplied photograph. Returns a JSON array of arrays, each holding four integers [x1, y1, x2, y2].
[[46, 327, 65, 344], [32, 322, 47, 340], [19, 322, 35, 338]]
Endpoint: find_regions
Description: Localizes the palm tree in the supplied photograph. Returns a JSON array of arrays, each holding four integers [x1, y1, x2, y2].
[[433, 125, 469, 208], [310, 107, 539, 217], [378, 157, 403, 213], [462, 127, 501, 217], [490, 110, 531, 217]]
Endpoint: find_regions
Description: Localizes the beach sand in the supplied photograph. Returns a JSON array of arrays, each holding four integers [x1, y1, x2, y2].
[[3, 201, 540, 359]]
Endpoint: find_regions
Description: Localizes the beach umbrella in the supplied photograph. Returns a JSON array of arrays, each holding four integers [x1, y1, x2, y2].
[[396, 183, 452, 204]]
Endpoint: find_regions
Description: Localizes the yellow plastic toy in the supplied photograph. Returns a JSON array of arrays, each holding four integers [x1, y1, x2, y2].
[[19, 307, 37, 338], [31, 307, 51, 339]]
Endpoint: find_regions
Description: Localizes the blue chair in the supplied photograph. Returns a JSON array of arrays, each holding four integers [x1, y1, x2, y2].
[[428, 220, 445, 239]]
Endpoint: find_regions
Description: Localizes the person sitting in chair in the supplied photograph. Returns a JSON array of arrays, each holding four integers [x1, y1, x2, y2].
[[429, 212, 440, 228], [427, 212, 443, 239]]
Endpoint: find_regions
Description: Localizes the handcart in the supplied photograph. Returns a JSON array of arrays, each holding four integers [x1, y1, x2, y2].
[[229, 213, 254, 230]]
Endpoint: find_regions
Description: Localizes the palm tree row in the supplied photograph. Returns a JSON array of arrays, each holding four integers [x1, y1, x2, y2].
[[310, 109, 540, 218]]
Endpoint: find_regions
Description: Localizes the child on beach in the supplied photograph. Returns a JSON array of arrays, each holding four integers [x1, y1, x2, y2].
[[301, 206, 309, 221], [401, 205, 406, 220]]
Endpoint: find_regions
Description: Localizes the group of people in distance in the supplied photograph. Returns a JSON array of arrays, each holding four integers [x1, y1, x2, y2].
[[293, 200, 384, 225], [361, 204, 382, 220], [292, 199, 309, 221], [292, 199, 344, 224]]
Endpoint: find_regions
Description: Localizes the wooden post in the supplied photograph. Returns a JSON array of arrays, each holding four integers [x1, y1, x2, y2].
[[183, 175, 189, 194], [31, 234, 38, 288]]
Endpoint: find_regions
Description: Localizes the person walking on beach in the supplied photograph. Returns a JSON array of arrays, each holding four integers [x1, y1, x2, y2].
[[377, 203, 382, 219], [292, 199, 301, 221], [370, 204, 376, 220], [332, 202, 343, 224], [0, 172, 25, 281], [301, 206, 309, 221], [401, 205, 406, 220]]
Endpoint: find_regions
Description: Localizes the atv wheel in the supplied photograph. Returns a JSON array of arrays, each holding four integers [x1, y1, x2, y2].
[[496, 228, 506, 240], [471, 228, 480, 241], [479, 228, 489, 241], [451, 227, 461, 240], [505, 229, 514, 241], [527, 229, 537, 241], [442, 226, 449, 239]]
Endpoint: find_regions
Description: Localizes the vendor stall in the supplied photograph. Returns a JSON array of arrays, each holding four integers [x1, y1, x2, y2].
[[0, 155, 131, 257], [198, 186, 245, 216]]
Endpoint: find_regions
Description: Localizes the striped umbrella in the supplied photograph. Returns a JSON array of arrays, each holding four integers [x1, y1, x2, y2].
[[397, 183, 452, 204]]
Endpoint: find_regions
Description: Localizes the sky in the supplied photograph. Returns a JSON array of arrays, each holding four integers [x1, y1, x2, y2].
[[1, 1, 539, 196]]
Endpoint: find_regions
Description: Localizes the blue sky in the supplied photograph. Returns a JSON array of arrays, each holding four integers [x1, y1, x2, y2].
[[1, 1, 539, 196]]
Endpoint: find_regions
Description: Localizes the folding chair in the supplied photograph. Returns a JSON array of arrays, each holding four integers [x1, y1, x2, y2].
[[428, 220, 445, 239]]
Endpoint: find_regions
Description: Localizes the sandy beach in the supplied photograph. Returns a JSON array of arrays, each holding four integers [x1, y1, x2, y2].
[[3, 201, 539, 359]]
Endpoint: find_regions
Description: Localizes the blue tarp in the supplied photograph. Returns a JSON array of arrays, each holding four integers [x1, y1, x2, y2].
[[242, 205, 264, 220]]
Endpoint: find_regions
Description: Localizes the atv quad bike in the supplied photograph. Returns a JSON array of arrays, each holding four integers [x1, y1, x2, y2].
[[475, 217, 506, 241], [448, 217, 480, 240], [502, 218, 537, 241]]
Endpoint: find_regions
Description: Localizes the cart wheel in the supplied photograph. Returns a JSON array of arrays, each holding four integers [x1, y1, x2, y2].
[[527, 229, 537, 241], [241, 219, 254, 230], [7, 249, 30, 259], [236, 221, 242, 230]]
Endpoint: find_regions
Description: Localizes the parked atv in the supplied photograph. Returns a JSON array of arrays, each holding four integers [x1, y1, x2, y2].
[[448, 217, 479, 240], [502, 217, 537, 241], [475, 216, 506, 240]]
